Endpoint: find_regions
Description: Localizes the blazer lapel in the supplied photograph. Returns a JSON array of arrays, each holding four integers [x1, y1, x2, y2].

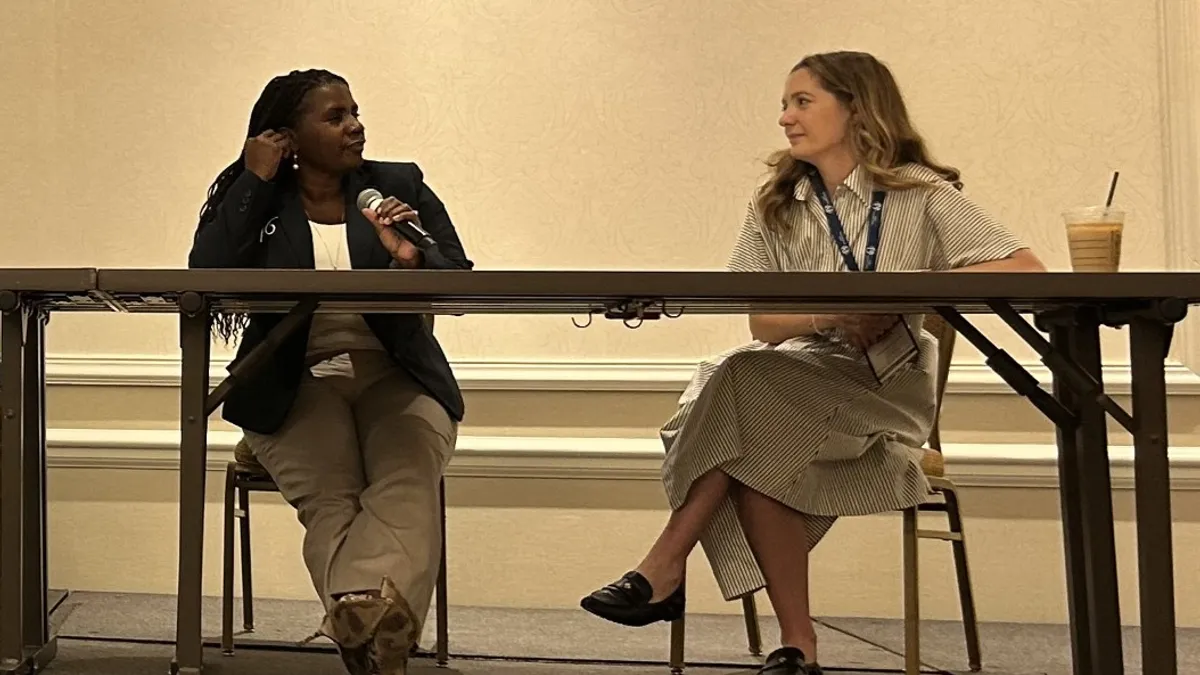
[[344, 169, 392, 269], [275, 190, 315, 268]]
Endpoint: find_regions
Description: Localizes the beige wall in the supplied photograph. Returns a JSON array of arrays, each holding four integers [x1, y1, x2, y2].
[[45, 459, 1200, 627], [0, 0, 1171, 363], [6, 0, 1200, 629]]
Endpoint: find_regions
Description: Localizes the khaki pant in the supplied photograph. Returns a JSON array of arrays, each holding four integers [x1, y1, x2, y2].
[[244, 350, 456, 631]]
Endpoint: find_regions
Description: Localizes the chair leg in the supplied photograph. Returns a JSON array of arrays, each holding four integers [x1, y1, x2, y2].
[[238, 486, 255, 632], [436, 477, 449, 668], [902, 507, 920, 675], [942, 485, 982, 671], [669, 617, 685, 675], [668, 569, 686, 674], [221, 465, 236, 656], [741, 593, 763, 656]]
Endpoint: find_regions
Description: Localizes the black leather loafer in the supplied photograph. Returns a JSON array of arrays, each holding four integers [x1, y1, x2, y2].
[[760, 646, 822, 674], [579, 571, 685, 627]]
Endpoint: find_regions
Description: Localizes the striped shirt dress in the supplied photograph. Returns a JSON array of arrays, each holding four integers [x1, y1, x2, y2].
[[660, 163, 1026, 601]]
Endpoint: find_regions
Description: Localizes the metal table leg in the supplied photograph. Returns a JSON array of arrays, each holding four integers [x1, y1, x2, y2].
[[953, 303, 1136, 675], [0, 295, 28, 674], [436, 478, 449, 667], [172, 295, 212, 675], [1047, 321, 1095, 675], [21, 308, 56, 670], [1129, 317, 1178, 674], [171, 297, 311, 672], [1068, 313, 1124, 674]]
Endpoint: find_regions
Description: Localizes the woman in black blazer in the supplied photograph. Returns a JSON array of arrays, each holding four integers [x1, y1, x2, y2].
[[188, 68, 472, 675]]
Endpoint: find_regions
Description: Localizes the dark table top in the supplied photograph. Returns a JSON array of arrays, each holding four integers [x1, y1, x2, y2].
[[0, 268, 97, 293], [93, 269, 1200, 315], [5, 268, 1200, 315]]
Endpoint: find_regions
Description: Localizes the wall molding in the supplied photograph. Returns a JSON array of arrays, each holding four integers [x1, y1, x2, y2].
[[45, 427, 1200, 491], [41, 353, 1200, 396], [1159, 0, 1200, 372]]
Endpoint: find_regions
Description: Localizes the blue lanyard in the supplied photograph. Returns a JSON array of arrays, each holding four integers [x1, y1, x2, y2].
[[809, 172, 887, 272]]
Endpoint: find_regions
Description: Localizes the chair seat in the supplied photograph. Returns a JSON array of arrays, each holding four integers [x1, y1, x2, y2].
[[920, 448, 945, 478], [234, 461, 270, 476], [232, 440, 271, 478], [233, 439, 256, 464]]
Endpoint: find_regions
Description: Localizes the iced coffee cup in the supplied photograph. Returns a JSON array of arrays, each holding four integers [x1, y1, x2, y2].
[[1062, 206, 1124, 272]]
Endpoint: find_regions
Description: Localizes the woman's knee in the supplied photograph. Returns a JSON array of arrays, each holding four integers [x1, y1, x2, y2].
[[293, 487, 362, 528], [731, 482, 794, 514]]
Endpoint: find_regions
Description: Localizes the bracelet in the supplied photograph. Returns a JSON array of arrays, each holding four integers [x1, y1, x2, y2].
[[810, 315, 824, 336]]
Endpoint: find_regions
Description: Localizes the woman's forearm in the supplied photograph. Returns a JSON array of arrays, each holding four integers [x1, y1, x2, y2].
[[749, 249, 1044, 343], [189, 169, 276, 269], [749, 314, 835, 344], [948, 248, 1047, 272]]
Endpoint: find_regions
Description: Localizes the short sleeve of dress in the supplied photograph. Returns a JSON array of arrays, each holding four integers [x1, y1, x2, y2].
[[726, 199, 776, 272], [927, 182, 1027, 270]]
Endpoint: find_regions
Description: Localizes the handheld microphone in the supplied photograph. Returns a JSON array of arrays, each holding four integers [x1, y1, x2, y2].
[[356, 188, 438, 250]]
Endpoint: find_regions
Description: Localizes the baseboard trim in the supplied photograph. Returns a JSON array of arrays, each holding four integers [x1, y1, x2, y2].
[[37, 353, 1200, 396], [44, 427, 1200, 490]]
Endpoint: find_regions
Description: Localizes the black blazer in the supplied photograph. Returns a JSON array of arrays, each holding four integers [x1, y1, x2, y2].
[[188, 160, 473, 435]]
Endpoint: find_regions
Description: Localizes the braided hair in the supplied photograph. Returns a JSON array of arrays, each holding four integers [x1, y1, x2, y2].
[[198, 69, 348, 343]]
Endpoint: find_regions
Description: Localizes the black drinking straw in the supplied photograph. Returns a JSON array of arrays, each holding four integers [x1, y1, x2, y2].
[[1105, 171, 1120, 207]]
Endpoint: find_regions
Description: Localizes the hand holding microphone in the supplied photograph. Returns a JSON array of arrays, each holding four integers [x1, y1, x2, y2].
[[357, 188, 437, 267]]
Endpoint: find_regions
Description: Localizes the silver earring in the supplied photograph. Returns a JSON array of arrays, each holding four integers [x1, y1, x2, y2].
[[292, 154, 299, 171]]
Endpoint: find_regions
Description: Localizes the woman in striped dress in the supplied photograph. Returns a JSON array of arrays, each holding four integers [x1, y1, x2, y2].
[[581, 51, 1046, 674]]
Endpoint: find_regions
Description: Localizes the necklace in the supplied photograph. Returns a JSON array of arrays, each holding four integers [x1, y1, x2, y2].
[[310, 223, 344, 270]]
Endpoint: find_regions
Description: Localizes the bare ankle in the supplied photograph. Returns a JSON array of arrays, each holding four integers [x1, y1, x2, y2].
[[781, 634, 817, 663], [633, 560, 684, 602]]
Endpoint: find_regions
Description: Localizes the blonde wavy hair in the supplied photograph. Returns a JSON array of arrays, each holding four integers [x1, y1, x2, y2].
[[756, 51, 962, 232]]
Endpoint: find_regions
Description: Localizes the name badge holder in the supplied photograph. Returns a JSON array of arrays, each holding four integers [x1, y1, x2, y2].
[[864, 318, 920, 383]]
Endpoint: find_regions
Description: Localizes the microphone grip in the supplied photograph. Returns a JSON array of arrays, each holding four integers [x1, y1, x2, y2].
[[393, 219, 438, 250], [365, 196, 438, 250]]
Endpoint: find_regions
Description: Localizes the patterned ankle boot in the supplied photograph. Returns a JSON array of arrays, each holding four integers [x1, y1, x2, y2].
[[309, 590, 390, 675], [370, 576, 422, 675], [305, 576, 421, 675]]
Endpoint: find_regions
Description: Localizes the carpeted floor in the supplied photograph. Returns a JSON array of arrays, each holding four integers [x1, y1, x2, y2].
[[41, 640, 863, 675], [42, 591, 1200, 675], [52, 591, 907, 671]]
